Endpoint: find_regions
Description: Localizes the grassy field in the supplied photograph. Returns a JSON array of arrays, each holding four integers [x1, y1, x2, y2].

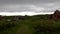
[[0, 15, 60, 34]]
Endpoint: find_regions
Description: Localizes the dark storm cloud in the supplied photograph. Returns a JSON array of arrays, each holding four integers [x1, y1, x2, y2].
[[0, 0, 60, 12]]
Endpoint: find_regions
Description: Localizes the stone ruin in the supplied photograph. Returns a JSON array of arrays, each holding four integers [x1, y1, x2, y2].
[[50, 10, 60, 19], [12, 16, 25, 21]]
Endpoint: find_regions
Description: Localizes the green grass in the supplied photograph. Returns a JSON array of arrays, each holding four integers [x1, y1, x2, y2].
[[0, 15, 60, 34]]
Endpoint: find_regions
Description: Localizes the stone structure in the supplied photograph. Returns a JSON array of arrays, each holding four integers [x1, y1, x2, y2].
[[51, 10, 60, 19], [12, 16, 25, 21]]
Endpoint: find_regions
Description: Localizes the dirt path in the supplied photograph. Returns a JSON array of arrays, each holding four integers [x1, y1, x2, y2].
[[16, 24, 31, 34]]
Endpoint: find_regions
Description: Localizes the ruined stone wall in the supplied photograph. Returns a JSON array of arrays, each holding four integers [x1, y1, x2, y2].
[[51, 10, 60, 19]]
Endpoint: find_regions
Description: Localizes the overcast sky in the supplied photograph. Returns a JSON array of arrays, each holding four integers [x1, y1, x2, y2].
[[0, 0, 60, 15]]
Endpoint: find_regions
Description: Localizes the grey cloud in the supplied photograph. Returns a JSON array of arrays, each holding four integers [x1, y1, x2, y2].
[[0, 0, 60, 4], [0, 0, 60, 13]]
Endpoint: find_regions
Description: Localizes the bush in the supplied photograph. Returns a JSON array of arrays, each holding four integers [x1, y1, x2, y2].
[[0, 22, 16, 31]]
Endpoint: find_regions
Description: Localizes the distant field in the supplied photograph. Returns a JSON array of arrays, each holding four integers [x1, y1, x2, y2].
[[0, 15, 60, 34]]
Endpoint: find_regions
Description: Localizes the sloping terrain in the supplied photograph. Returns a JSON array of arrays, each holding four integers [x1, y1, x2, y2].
[[0, 14, 60, 34]]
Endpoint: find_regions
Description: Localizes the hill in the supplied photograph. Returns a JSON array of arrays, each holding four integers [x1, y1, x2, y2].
[[0, 10, 60, 34]]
